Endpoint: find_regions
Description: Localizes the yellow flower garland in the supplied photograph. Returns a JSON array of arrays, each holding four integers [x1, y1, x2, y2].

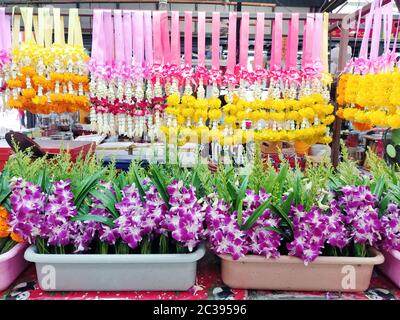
[[164, 93, 334, 145], [6, 43, 90, 114], [337, 70, 400, 129]]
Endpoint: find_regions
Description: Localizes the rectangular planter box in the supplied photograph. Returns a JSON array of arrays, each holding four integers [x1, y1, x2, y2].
[[25, 244, 205, 291], [220, 248, 384, 292], [0, 243, 30, 291], [378, 250, 400, 288]]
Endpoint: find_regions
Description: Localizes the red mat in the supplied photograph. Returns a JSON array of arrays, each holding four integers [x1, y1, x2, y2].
[[1, 255, 399, 300]]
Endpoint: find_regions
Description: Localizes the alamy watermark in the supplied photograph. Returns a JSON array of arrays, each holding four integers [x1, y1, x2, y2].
[[40, 265, 56, 290], [341, 265, 356, 290]]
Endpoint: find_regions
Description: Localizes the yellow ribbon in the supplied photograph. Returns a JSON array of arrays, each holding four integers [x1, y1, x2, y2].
[[20, 7, 35, 43], [67, 8, 83, 47], [53, 8, 65, 45], [11, 7, 21, 49], [44, 8, 53, 48], [321, 12, 329, 73], [36, 8, 44, 47]]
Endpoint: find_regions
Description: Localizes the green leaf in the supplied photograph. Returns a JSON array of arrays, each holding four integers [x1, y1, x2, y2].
[[379, 194, 391, 217], [264, 171, 277, 193], [131, 164, 146, 202], [282, 192, 294, 215], [242, 199, 271, 230], [237, 199, 243, 226], [113, 184, 122, 203], [191, 170, 201, 192], [149, 166, 170, 209], [90, 188, 119, 219], [237, 176, 249, 210], [268, 203, 294, 234], [2, 199, 11, 213], [0, 185, 11, 205], [74, 170, 104, 209], [264, 226, 289, 239], [293, 174, 302, 205], [276, 163, 289, 191], [78, 203, 90, 216], [227, 181, 238, 207], [71, 214, 115, 228], [372, 177, 385, 199], [328, 176, 341, 192]]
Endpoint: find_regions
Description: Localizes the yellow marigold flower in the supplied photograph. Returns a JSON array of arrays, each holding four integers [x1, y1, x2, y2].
[[209, 109, 222, 121], [167, 94, 180, 106], [224, 115, 237, 125], [208, 97, 221, 109], [387, 114, 400, 129]]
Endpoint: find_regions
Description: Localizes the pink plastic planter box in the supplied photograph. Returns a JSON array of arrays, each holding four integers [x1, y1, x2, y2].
[[0, 243, 29, 291], [379, 250, 400, 288], [220, 248, 384, 292]]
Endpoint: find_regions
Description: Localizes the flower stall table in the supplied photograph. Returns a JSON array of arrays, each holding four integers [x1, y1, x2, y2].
[[0, 140, 95, 170], [1, 254, 400, 300]]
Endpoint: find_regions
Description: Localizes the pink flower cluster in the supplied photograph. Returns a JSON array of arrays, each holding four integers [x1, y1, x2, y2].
[[42, 180, 78, 246], [8, 178, 46, 244], [206, 189, 281, 260], [338, 186, 381, 246], [164, 181, 205, 251], [379, 203, 400, 251], [287, 203, 349, 264], [287, 205, 330, 264]]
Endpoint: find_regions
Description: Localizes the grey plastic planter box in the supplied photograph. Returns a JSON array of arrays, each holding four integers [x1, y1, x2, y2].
[[25, 244, 206, 291]]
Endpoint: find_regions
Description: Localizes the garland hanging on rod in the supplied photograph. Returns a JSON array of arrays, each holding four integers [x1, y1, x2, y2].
[[336, 0, 400, 129], [5, 7, 90, 115]]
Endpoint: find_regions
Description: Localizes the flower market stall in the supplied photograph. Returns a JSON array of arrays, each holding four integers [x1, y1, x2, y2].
[[0, 0, 399, 302]]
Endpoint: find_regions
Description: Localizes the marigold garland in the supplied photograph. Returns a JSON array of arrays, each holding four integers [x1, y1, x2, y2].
[[337, 70, 400, 129], [5, 43, 90, 114]]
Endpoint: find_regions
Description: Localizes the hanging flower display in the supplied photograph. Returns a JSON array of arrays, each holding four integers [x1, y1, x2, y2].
[[5, 8, 90, 115]]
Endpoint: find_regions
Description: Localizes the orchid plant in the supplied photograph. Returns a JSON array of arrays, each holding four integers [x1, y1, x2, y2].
[[1, 145, 400, 263]]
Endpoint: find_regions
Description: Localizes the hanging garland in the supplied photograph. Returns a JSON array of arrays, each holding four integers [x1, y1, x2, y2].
[[5, 7, 90, 115], [336, 0, 400, 129]]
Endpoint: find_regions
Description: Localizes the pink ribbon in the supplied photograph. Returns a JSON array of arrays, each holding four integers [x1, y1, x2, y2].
[[302, 13, 314, 68], [123, 11, 132, 66], [103, 10, 114, 66], [144, 11, 153, 67], [91, 10, 103, 64], [134, 11, 144, 68], [211, 12, 220, 72], [184, 11, 193, 67], [254, 12, 265, 71], [152, 11, 162, 66], [0, 8, 11, 52], [286, 13, 299, 70], [270, 13, 283, 70], [370, 4, 382, 60], [226, 12, 237, 74], [114, 10, 124, 65], [197, 11, 206, 68], [171, 11, 180, 66], [311, 13, 323, 70], [360, 0, 378, 60], [239, 12, 249, 69], [161, 11, 170, 64]]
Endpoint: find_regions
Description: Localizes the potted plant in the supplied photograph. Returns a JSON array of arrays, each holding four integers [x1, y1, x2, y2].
[[205, 155, 391, 292], [0, 170, 29, 291], [366, 151, 400, 287], [4, 151, 206, 291]]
